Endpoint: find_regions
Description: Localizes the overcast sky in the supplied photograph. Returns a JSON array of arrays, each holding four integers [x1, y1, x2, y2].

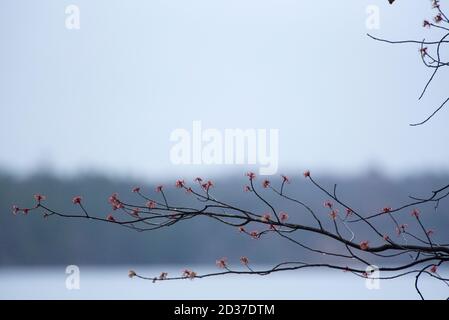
[[1, 0, 448, 180]]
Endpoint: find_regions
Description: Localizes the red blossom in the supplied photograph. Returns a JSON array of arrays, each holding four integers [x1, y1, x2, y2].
[[155, 185, 163, 193], [244, 185, 251, 192], [108, 193, 122, 210], [240, 256, 249, 265], [330, 210, 338, 220], [194, 177, 203, 183], [216, 257, 228, 269], [324, 201, 333, 209], [435, 13, 443, 23], [250, 231, 260, 239], [175, 179, 185, 188], [202, 180, 214, 191], [360, 240, 369, 251], [423, 20, 431, 28], [108, 193, 119, 203], [411, 208, 420, 218], [23, 208, 30, 214], [303, 170, 310, 178], [34, 194, 46, 203], [262, 179, 270, 188], [345, 208, 353, 217], [419, 47, 428, 57], [396, 224, 408, 235], [106, 214, 116, 222], [430, 265, 438, 273], [132, 187, 141, 193], [383, 234, 390, 241], [382, 207, 392, 214], [146, 200, 156, 209], [72, 196, 82, 205], [128, 270, 137, 278], [182, 269, 197, 280], [246, 172, 256, 180], [280, 212, 289, 222], [131, 208, 140, 217], [261, 213, 271, 222], [159, 272, 168, 280], [238, 226, 246, 233], [185, 187, 193, 194], [426, 229, 435, 237]]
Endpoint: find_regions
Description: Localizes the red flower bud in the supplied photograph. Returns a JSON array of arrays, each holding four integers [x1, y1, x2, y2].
[[240, 256, 249, 265], [382, 207, 392, 214], [201, 180, 214, 191], [131, 208, 140, 217], [360, 240, 369, 251], [330, 210, 338, 220], [250, 231, 260, 239], [72, 196, 82, 205], [262, 179, 270, 188], [159, 272, 168, 280], [146, 200, 156, 209], [216, 257, 228, 269], [182, 269, 197, 280], [34, 194, 46, 203], [245, 172, 256, 180], [345, 208, 353, 217], [175, 180, 185, 188], [280, 212, 289, 222]]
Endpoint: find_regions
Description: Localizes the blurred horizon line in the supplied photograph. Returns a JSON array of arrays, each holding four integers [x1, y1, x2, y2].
[[1, 163, 449, 183]]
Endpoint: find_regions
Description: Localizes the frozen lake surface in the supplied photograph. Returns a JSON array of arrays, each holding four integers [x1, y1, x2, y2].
[[0, 266, 448, 300]]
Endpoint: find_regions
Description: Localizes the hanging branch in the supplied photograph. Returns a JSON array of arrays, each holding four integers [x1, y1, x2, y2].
[[369, 0, 449, 126]]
